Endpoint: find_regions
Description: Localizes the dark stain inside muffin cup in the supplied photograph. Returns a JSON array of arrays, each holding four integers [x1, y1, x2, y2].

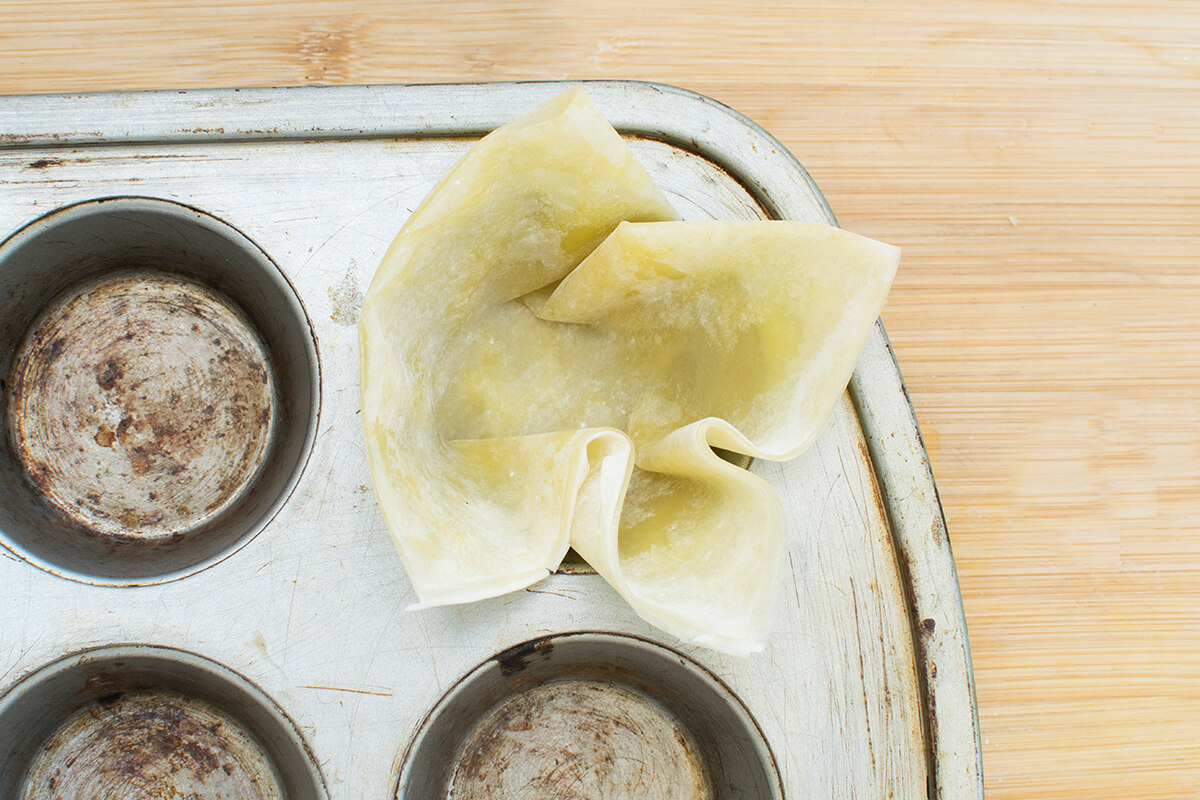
[[0, 644, 327, 800], [20, 690, 285, 799], [8, 272, 277, 542], [396, 632, 781, 800], [449, 679, 711, 799]]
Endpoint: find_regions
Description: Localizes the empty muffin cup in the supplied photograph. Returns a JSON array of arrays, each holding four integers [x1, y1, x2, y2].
[[396, 631, 781, 800], [0, 644, 327, 799], [0, 197, 319, 584]]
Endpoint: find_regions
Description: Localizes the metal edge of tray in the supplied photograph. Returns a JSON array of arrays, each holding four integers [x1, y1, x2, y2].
[[0, 79, 982, 799]]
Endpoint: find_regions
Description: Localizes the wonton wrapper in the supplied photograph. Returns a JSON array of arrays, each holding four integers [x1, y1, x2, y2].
[[359, 87, 899, 655]]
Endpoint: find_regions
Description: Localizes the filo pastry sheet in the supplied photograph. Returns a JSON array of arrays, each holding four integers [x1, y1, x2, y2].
[[359, 87, 899, 655]]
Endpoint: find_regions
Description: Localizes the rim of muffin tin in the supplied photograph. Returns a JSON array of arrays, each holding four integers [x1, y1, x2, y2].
[[0, 196, 321, 586], [396, 630, 783, 800], [0, 642, 328, 799]]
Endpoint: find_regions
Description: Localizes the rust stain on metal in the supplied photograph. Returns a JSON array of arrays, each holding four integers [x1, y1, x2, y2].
[[854, 434, 943, 796], [889, 516, 949, 798], [25, 157, 64, 169], [94, 424, 117, 447], [19, 689, 285, 798], [448, 679, 711, 800], [81, 671, 137, 700], [494, 637, 555, 677], [856, 437, 891, 528], [6, 272, 277, 542]]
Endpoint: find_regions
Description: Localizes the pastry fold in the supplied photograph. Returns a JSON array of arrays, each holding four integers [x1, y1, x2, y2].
[[360, 87, 898, 655]]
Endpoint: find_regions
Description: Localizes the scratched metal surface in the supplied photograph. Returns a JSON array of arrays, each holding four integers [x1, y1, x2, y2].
[[0, 82, 981, 799]]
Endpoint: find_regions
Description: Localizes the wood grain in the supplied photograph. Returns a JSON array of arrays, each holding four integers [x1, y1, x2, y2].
[[1, 2, 1197, 798]]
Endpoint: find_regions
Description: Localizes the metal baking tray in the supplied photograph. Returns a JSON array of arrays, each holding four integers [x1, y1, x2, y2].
[[0, 81, 982, 799]]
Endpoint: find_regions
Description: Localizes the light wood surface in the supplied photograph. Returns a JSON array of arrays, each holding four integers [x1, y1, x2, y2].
[[2, 2, 1197, 798]]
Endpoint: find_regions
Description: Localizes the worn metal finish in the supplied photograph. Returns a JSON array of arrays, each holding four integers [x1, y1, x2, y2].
[[21, 690, 284, 799], [0, 82, 981, 800], [451, 681, 708, 799], [398, 632, 778, 800], [10, 273, 275, 541], [0, 644, 327, 799]]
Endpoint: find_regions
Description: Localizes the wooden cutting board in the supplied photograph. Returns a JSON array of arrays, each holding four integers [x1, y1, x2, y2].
[[1, 2, 1197, 798]]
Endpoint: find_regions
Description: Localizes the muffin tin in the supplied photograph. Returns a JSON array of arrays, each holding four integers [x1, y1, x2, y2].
[[0, 81, 981, 798]]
